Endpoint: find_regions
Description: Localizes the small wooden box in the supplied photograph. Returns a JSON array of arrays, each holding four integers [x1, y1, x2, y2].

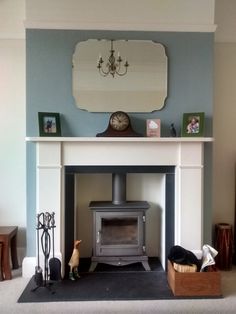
[[167, 260, 221, 297]]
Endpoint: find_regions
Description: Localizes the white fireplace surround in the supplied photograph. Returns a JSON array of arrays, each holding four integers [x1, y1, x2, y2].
[[23, 137, 213, 277]]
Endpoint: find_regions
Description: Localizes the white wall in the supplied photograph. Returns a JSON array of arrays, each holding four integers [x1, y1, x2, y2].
[[0, 0, 26, 264], [213, 44, 236, 224], [25, 0, 216, 31], [0, 0, 25, 39], [215, 0, 236, 43], [213, 0, 236, 227], [26, 0, 215, 25]]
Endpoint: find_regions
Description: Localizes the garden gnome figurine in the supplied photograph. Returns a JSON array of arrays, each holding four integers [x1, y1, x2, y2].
[[68, 240, 82, 280]]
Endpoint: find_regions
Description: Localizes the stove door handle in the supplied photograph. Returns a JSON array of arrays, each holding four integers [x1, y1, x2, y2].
[[97, 230, 101, 243]]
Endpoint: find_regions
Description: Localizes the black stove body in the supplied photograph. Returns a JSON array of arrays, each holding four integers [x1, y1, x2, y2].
[[89, 173, 150, 271]]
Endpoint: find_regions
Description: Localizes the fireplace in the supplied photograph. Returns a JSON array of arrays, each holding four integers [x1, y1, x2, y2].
[[23, 137, 212, 278], [64, 165, 175, 275]]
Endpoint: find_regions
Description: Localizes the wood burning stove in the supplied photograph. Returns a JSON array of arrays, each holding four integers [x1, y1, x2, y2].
[[89, 173, 150, 271]]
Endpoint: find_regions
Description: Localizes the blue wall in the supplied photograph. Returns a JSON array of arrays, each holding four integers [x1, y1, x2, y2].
[[26, 30, 214, 255]]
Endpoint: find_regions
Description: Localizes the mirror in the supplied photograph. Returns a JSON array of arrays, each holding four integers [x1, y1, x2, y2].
[[72, 39, 168, 112]]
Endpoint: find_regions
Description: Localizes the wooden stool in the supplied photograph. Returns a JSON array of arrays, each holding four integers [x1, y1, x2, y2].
[[0, 226, 19, 280], [0, 243, 3, 281]]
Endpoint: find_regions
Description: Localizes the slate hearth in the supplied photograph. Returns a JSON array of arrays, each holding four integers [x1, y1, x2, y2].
[[18, 258, 222, 303]]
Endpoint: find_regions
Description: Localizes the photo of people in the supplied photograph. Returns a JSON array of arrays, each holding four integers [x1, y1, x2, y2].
[[181, 112, 204, 137], [186, 116, 200, 134], [43, 116, 57, 133]]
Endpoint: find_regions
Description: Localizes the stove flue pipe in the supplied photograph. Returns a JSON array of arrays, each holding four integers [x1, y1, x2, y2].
[[112, 173, 126, 205]]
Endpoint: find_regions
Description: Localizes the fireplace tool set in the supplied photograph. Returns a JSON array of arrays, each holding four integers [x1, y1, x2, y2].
[[32, 211, 61, 292]]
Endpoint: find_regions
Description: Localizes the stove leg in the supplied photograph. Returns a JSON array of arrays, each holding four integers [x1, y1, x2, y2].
[[142, 261, 151, 271], [89, 261, 98, 272]]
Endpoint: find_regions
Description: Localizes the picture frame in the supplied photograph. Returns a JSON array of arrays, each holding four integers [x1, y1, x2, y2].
[[181, 112, 205, 137], [146, 119, 161, 137], [38, 112, 61, 137]]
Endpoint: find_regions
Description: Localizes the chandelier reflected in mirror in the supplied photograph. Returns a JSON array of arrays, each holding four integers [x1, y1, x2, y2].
[[97, 40, 129, 78]]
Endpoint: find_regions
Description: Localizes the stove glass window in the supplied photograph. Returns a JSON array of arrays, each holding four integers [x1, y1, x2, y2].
[[101, 217, 138, 245]]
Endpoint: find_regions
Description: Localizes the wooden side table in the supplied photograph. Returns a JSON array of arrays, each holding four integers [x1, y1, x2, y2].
[[0, 226, 19, 280]]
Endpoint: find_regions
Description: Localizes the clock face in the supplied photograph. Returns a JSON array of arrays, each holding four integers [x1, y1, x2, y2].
[[109, 111, 130, 131]]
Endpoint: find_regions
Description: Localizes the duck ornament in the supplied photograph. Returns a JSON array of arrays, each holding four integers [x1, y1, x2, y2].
[[68, 240, 82, 280]]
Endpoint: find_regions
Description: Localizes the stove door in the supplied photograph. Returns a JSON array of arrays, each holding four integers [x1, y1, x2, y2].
[[94, 211, 145, 256]]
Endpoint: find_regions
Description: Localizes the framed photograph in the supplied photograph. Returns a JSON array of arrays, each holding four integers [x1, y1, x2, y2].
[[38, 112, 61, 137], [146, 119, 161, 137], [181, 112, 205, 137]]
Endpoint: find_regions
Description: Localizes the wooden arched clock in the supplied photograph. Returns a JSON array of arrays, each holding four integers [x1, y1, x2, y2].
[[96, 111, 141, 137]]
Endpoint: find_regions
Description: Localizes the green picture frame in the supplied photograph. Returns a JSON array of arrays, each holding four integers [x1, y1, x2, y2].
[[38, 112, 61, 137], [181, 112, 205, 137]]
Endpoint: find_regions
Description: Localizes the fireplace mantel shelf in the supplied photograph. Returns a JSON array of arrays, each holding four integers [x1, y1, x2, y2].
[[26, 136, 213, 143]]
